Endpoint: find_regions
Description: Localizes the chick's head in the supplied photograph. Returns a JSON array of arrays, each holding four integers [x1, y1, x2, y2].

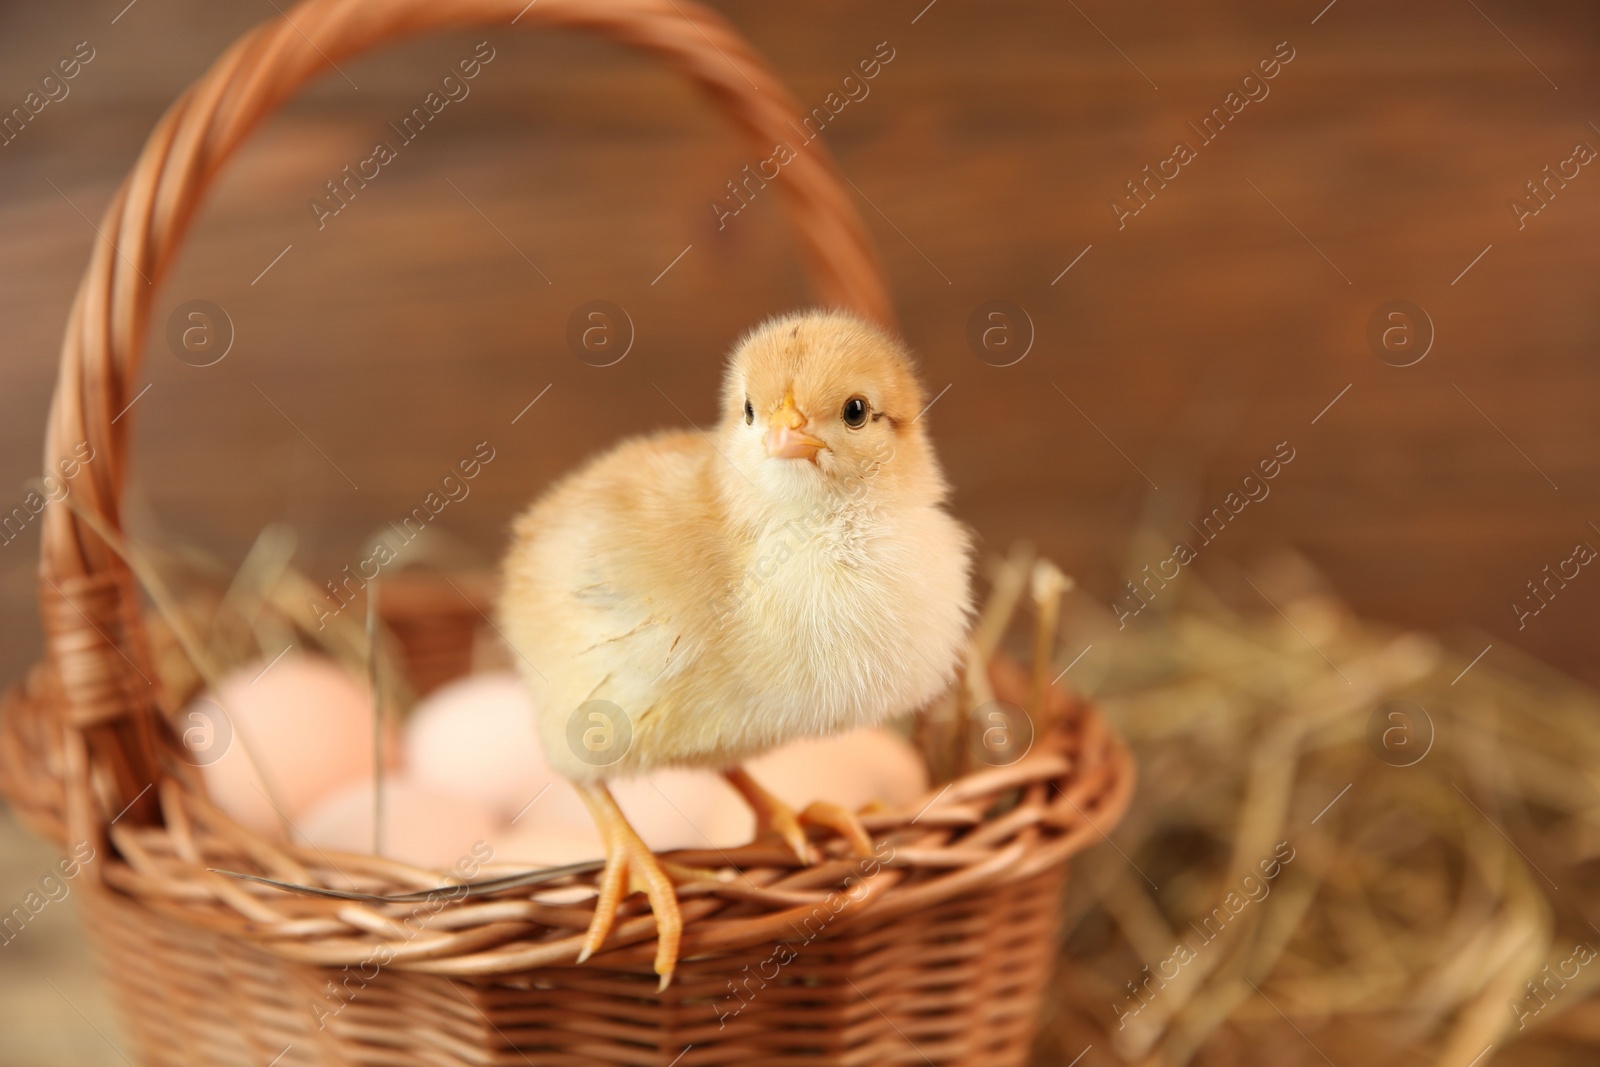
[[720, 310, 944, 507]]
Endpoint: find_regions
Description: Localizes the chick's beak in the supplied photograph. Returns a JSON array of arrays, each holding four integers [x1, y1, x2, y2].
[[764, 393, 826, 461]]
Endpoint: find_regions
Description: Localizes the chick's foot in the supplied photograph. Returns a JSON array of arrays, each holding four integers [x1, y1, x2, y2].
[[724, 766, 875, 863], [573, 780, 684, 990]]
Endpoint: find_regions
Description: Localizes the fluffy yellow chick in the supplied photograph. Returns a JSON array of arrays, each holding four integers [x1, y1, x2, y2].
[[499, 309, 972, 986]]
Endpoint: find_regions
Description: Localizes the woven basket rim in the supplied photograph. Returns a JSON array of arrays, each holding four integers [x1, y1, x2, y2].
[[0, 648, 1133, 976]]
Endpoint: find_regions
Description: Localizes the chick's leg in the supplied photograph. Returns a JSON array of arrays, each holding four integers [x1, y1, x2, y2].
[[723, 767, 875, 863], [572, 780, 683, 990]]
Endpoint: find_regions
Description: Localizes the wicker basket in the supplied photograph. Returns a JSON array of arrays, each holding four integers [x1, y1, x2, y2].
[[0, 0, 1134, 1063]]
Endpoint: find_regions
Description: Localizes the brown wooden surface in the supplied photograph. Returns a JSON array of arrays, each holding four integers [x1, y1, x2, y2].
[[2, 1, 1599, 1063]]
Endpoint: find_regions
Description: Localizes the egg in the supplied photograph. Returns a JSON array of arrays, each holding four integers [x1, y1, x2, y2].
[[403, 671, 555, 821], [299, 776, 500, 870], [394, 672, 927, 867], [725, 727, 929, 841], [611, 769, 748, 851], [403, 672, 742, 849], [181, 654, 397, 836], [491, 769, 744, 853], [488, 730, 924, 858], [490, 820, 604, 869]]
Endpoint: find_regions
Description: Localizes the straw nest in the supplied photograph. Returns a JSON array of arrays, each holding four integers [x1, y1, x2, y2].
[[1026, 550, 1599, 1067]]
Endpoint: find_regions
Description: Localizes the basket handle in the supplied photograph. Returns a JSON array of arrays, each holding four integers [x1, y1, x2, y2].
[[37, 0, 891, 824]]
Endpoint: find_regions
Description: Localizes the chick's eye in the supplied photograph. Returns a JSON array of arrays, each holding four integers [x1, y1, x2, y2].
[[744, 398, 754, 425], [842, 396, 869, 428]]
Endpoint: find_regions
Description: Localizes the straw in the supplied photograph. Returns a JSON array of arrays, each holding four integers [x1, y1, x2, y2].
[[1036, 552, 1600, 1066], [368, 580, 383, 858]]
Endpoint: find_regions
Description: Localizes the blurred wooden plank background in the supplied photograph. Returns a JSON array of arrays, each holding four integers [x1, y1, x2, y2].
[[1, 0, 1599, 1062], [4, 0, 1600, 683]]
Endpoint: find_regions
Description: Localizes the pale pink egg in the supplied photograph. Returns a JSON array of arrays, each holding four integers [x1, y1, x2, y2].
[[403, 671, 740, 849], [181, 654, 396, 836], [299, 776, 500, 870], [403, 672, 555, 821], [723, 727, 929, 841], [611, 769, 746, 851], [393, 674, 927, 864], [487, 769, 741, 854], [491, 730, 924, 860], [490, 820, 604, 869]]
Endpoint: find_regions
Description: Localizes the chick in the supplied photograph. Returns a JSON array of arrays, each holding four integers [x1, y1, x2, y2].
[[499, 309, 972, 987]]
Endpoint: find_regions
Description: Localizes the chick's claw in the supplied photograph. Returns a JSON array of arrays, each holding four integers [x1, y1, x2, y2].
[[574, 781, 684, 989], [799, 800, 875, 858], [725, 767, 875, 863], [725, 766, 812, 863]]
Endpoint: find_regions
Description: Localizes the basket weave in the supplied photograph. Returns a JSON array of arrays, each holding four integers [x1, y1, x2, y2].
[[1, 1, 1134, 1063]]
